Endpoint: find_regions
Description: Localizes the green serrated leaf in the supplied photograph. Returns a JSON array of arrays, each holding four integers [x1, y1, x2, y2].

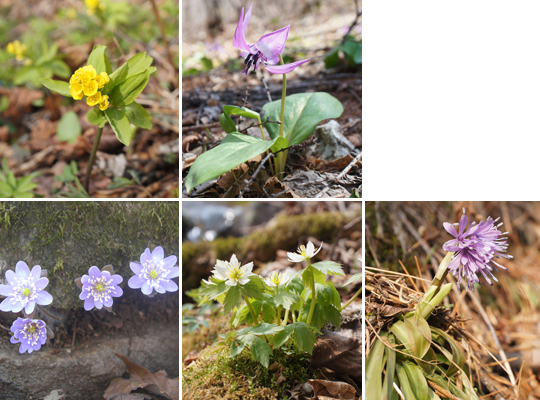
[[125, 102, 152, 130], [244, 334, 273, 368], [311, 261, 345, 276], [252, 294, 277, 323], [223, 285, 242, 315], [39, 78, 70, 97], [343, 273, 362, 287], [243, 276, 265, 300], [274, 292, 298, 310]]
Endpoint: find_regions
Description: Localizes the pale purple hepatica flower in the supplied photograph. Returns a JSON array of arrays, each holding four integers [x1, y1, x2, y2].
[[79, 266, 123, 311], [233, 3, 309, 75], [443, 209, 512, 290], [0, 262, 53, 315], [10, 317, 47, 354], [128, 246, 179, 295]]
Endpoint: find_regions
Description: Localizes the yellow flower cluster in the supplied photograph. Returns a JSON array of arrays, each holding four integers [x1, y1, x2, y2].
[[7, 40, 27, 61], [69, 65, 110, 111], [85, 0, 105, 15]]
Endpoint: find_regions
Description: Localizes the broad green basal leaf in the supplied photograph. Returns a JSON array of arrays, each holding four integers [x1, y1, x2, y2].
[[223, 105, 260, 120], [185, 133, 288, 194], [262, 92, 344, 145], [104, 107, 132, 145]]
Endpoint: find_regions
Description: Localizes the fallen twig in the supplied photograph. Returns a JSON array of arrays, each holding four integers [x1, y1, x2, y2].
[[239, 152, 275, 198], [335, 152, 362, 182]]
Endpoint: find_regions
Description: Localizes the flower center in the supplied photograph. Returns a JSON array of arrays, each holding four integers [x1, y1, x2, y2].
[[243, 51, 263, 74], [89, 276, 113, 302], [94, 283, 104, 292], [229, 267, 243, 281], [142, 258, 168, 291], [21, 287, 32, 297], [149, 270, 158, 279], [299, 245, 307, 257]]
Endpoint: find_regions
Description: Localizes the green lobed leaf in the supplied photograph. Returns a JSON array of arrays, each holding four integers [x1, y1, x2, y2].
[[311, 261, 345, 276], [230, 338, 246, 358], [223, 285, 242, 315], [343, 273, 362, 287], [244, 334, 273, 368], [184, 133, 288, 194], [109, 70, 150, 107], [57, 111, 81, 144], [274, 292, 298, 310], [242, 276, 265, 300], [222, 105, 260, 120], [322, 303, 341, 327], [252, 294, 277, 323], [125, 102, 152, 130], [299, 302, 326, 330], [316, 283, 341, 309], [104, 107, 132, 145], [241, 323, 284, 336], [198, 280, 229, 302], [262, 92, 344, 146], [87, 45, 112, 75], [39, 78, 70, 97]]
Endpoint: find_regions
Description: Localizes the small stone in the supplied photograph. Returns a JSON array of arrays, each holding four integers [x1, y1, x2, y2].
[[312, 120, 355, 161]]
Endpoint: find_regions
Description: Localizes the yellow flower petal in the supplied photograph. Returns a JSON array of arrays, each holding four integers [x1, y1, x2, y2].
[[86, 91, 102, 106], [98, 95, 109, 111], [94, 75, 104, 89], [83, 80, 98, 96], [6, 42, 14, 55], [100, 71, 110, 84], [71, 87, 84, 100]]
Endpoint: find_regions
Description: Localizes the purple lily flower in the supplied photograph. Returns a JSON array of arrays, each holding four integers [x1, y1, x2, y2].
[[0, 262, 53, 315], [443, 210, 512, 290], [79, 266, 123, 311], [10, 317, 47, 354], [233, 4, 309, 75], [128, 246, 179, 295]]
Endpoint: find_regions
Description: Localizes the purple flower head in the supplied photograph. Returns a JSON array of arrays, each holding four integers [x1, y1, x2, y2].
[[443, 209, 512, 290], [128, 246, 179, 295], [10, 317, 47, 354], [0, 262, 53, 315], [233, 3, 309, 75], [79, 266, 123, 311]]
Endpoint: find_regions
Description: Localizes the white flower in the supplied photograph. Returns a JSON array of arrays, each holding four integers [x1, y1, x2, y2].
[[212, 254, 254, 286], [287, 241, 322, 263], [264, 271, 290, 287]]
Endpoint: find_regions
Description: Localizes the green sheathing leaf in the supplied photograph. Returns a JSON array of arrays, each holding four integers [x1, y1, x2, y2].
[[104, 107, 132, 145], [125, 102, 152, 129], [87, 45, 112, 75]]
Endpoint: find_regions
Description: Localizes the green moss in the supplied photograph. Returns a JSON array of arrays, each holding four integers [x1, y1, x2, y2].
[[183, 345, 317, 400], [0, 201, 179, 310]]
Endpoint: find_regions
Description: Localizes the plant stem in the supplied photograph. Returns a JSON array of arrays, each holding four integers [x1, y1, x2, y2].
[[275, 286, 281, 325], [292, 310, 296, 323], [282, 308, 290, 326], [243, 290, 259, 325], [306, 264, 317, 325], [341, 286, 362, 311], [277, 54, 288, 177], [84, 125, 103, 194]]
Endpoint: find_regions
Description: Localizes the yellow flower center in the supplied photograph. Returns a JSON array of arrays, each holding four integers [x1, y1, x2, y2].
[[21, 287, 31, 297], [299, 245, 307, 257], [229, 267, 242, 281], [27, 325, 36, 333], [94, 283, 104, 292], [149, 269, 158, 280]]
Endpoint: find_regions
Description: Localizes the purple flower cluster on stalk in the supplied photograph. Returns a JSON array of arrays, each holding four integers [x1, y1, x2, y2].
[[128, 246, 179, 295], [10, 317, 47, 354], [0, 262, 52, 315], [79, 266, 123, 311], [233, 3, 309, 75], [443, 210, 512, 290]]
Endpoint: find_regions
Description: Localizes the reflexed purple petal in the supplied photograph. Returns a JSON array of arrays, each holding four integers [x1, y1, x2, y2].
[[141, 282, 153, 295], [130, 262, 142, 275], [84, 297, 95, 311], [34, 277, 49, 291], [35, 291, 53, 306], [160, 280, 178, 292], [165, 266, 179, 280], [128, 275, 145, 289], [10, 336, 18, 344], [233, 6, 252, 53], [88, 266, 101, 277], [152, 246, 164, 261], [0, 284, 13, 297], [256, 26, 290, 63], [443, 222, 457, 237], [264, 59, 309, 74], [24, 301, 35, 315], [15, 261, 30, 278]]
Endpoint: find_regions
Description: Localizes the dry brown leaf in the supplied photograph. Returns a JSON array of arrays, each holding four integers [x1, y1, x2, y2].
[[310, 329, 362, 380], [103, 353, 177, 400], [309, 379, 357, 400]]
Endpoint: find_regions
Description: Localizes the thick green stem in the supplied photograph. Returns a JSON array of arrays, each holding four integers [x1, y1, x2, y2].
[[275, 286, 281, 325], [306, 264, 317, 325], [243, 290, 259, 325], [341, 286, 362, 311], [282, 308, 290, 326], [84, 125, 104, 194], [292, 310, 296, 323]]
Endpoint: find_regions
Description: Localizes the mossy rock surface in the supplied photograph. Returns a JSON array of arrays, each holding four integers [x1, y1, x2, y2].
[[0, 201, 179, 310]]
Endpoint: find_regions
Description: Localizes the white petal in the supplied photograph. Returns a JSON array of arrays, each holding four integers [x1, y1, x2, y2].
[[216, 259, 229, 268], [306, 241, 315, 256], [238, 276, 250, 285], [225, 279, 238, 286], [265, 278, 276, 287], [288, 253, 306, 263], [213, 266, 229, 280], [230, 254, 239, 267], [241, 262, 254, 274], [312, 241, 323, 257]]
